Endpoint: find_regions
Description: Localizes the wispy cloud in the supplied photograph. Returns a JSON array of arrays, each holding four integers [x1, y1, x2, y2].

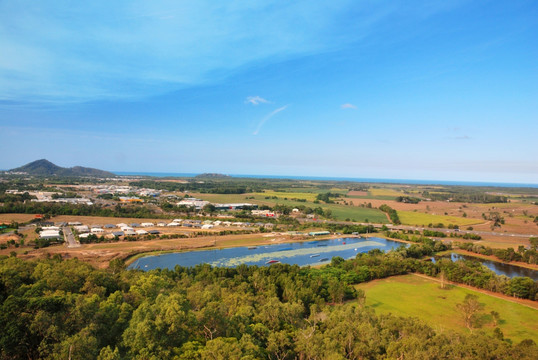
[[253, 105, 288, 135], [245, 96, 270, 105], [0, 1, 454, 104], [341, 103, 357, 109]]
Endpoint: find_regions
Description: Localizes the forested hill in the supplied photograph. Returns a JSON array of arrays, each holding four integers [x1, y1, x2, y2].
[[1, 246, 537, 359], [194, 173, 231, 179], [8, 159, 115, 177]]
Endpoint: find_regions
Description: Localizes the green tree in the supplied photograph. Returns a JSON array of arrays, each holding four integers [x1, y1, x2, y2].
[[456, 294, 484, 332]]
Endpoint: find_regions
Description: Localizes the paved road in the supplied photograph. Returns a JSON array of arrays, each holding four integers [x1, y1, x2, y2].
[[63, 226, 80, 248]]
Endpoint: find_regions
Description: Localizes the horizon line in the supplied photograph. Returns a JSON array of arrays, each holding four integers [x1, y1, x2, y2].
[[112, 171, 538, 188]]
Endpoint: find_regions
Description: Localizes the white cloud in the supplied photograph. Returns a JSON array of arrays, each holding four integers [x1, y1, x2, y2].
[[0, 0, 453, 103], [341, 103, 357, 109], [253, 105, 289, 135], [245, 96, 270, 105]]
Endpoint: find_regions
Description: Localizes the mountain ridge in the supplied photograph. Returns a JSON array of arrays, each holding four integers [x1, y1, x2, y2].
[[8, 159, 115, 178]]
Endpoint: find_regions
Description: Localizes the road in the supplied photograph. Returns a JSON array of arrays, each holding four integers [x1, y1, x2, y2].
[[63, 226, 80, 248]]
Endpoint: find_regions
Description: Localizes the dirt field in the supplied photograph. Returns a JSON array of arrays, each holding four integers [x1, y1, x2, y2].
[[0, 214, 39, 224], [349, 199, 537, 235]]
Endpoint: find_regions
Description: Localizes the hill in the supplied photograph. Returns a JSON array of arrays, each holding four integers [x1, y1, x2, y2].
[[8, 159, 115, 178], [194, 173, 231, 179]]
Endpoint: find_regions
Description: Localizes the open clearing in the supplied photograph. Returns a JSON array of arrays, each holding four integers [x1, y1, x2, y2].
[[356, 274, 538, 343], [397, 210, 483, 227], [368, 187, 404, 197], [0, 213, 39, 224], [253, 190, 320, 201]]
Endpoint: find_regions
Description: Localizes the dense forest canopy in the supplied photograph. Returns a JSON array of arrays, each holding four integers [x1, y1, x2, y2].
[[1, 244, 537, 359]]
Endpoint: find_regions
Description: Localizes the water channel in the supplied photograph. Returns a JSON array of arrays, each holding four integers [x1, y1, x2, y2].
[[433, 253, 538, 280], [129, 237, 403, 270]]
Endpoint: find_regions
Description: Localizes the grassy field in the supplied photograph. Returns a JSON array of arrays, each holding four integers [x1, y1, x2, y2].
[[323, 204, 387, 223], [253, 190, 320, 201], [193, 193, 388, 222], [397, 210, 483, 227], [368, 188, 404, 197], [356, 275, 538, 343]]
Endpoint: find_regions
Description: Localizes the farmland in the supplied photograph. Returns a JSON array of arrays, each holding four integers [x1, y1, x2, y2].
[[356, 274, 538, 343], [397, 210, 483, 227]]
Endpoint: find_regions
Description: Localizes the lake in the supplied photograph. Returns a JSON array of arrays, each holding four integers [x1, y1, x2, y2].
[[433, 253, 538, 280], [129, 237, 404, 270]]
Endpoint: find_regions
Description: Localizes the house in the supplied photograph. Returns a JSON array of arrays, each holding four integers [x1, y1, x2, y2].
[[68, 221, 82, 226], [74, 225, 89, 233], [157, 222, 167, 227], [167, 222, 180, 227], [124, 230, 137, 236], [201, 224, 214, 229], [104, 224, 115, 229], [251, 210, 275, 217], [129, 223, 140, 227], [91, 228, 105, 234], [141, 222, 154, 227], [136, 229, 148, 235], [116, 223, 128, 228], [112, 231, 124, 237], [148, 230, 160, 235], [121, 226, 134, 232]]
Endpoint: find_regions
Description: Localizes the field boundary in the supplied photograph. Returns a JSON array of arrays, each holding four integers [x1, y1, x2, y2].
[[411, 273, 538, 310]]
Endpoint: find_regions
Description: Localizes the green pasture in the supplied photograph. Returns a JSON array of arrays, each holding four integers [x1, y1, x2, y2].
[[193, 192, 388, 222], [356, 274, 538, 343], [398, 210, 483, 227], [253, 190, 320, 201], [368, 188, 404, 197], [322, 204, 387, 223]]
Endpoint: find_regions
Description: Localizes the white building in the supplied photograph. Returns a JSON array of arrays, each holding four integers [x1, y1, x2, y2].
[[74, 225, 89, 233], [39, 230, 61, 239], [177, 198, 209, 210]]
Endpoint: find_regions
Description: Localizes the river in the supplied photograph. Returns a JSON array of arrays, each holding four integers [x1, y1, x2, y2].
[[129, 237, 404, 270], [433, 253, 538, 280]]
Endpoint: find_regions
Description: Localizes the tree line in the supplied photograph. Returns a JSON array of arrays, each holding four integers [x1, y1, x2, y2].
[[1, 251, 537, 359]]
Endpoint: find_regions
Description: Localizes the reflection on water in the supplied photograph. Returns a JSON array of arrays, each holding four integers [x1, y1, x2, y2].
[[129, 237, 403, 270], [433, 253, 538, 280]]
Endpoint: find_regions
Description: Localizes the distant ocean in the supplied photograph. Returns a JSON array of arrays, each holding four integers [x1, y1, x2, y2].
[[113, 171, 538, 188]]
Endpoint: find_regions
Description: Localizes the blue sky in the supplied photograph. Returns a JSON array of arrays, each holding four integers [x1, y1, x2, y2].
[[1, 0, 537, 183]]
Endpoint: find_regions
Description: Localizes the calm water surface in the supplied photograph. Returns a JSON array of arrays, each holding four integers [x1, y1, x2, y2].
[[129, 237, 403, 270], [434, 253, 538, 280]]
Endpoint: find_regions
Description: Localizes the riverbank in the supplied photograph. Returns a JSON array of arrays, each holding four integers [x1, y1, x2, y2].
[[451, 249, 538, 271]]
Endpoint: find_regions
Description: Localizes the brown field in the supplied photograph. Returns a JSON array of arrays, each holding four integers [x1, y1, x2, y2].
[[349, 199, 537, 235], [0, 213, 39, 224], [347, 190, 368, 196]]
